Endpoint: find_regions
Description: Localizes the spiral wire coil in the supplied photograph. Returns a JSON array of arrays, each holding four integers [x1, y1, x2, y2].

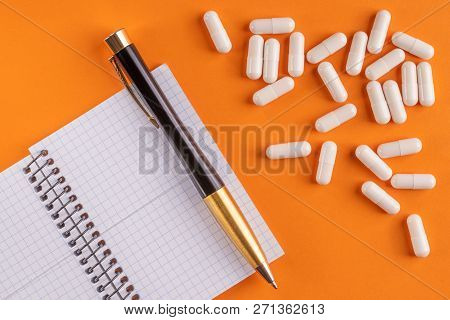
[[24, 150, 139, 300]]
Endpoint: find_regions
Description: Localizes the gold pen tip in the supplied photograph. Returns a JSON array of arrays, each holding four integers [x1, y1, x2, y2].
[[271, 281, 278, 289]]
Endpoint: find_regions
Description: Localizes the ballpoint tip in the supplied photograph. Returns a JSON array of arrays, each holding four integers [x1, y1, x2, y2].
[[271, 281, 278, 289]]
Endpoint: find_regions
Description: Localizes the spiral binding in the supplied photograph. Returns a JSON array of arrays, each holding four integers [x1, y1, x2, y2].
[[24, 150, 139, 300]]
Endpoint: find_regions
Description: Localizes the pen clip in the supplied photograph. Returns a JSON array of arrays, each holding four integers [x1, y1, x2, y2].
[[109, 56, 160, 129]]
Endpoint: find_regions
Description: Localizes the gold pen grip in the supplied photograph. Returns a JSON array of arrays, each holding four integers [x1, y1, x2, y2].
[[203, 187, 267, 268]]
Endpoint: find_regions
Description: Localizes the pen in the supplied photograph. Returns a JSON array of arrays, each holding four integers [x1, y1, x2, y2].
[[105, 29, 277, 289]]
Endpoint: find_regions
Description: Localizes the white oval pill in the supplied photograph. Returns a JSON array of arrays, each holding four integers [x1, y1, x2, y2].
[[263, 38, 280, 84], [346, 31, 368, 76], [317, 62, 348, 102], [306, 32, 347, 64], [361, 181, 400, 214], [266, 141, 311, 159], [377, 138, 422, 158], [253, 77, 294, 106], [417, 62, 435, 107], [249, 18, 295, 34], [392, 32, 434, 60], [391, 174, 436, 190], [355, 145, 392, 181], [316, 141, 337, 185], [365, 49, 405, 80], [315, 104, 357, 132], [288, 32, 305, 77], [407, 214, 430, 257], [246, 35, 264, 80], [367, 9, 391, 54], [382, 80, 407, 124], [366, 81, 391, 124], [401, 62, 418, 106], [203, 11, 232, 53]]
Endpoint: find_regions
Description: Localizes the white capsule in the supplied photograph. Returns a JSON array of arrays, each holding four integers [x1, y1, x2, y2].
[[377, 138, 422, 159], [367, 10, 391, 54], [203, 11, 232, 53], [249, 18, 295, 34], [417, 62, 435, 107], [361, 181, 400, 214], [365, 49, 405, 80], [316, 141, 337, 185], [253, 77, 294, 106], [266, 141, 311, 159], [401, 62, 418, 106], [306, 32, 347, 64], [391, 174, 436, 190], [346, 31, 368, 76], [246, 35, 264, 80], [263, 38, 280, 84], [317, 62, 348, 102], [288, 32, 305, 77], [315, 104, 357, 133], [355, 145, 392, 181], [392, 32, 434, 60], [407, 214, 430, 257], [366, 81, 391, 124], [382, 80, 407, 124]]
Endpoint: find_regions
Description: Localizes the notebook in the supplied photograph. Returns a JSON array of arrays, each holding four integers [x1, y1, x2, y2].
[[0, 64, 283, 300]]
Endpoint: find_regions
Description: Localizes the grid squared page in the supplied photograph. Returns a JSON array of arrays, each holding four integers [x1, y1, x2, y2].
[[29, 90, 182, 232], [29, 64, 283, 299], [8, 254, 98, 300], [24, 153, 136, 300], [0, 158, 95, 299]]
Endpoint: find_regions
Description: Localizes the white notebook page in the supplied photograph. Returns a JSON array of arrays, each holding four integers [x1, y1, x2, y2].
[[0, 158, 97, 299], [28, 64, 283, 299]]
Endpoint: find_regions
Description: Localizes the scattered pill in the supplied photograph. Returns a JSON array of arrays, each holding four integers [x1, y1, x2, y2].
[[315, 104, 357, 132], [407, 214, 430, 257], [346, 31, 368, 76], [417, 62, 435, 107], [246, 35, 264, 80], [401, 62, 418, 106], [365, 49, 405, 80], [263, 38, 280, 83], [306, 32, 347, 64], [355, 145, 392, 181], [318, 62, 348, 102], [249, 18, 295, 34], [316, 141, 337, 185], [367, 9, 391, 54], [361, 181, 400, 214], [366, 81, 391, 124], [288, 32, 305, 77], [266, 141, 311, 159], [203, 11, 232, 53], [391, 174, 436, 190], [377, 138, 422, 158], [382, 80, 407, 124], [253, 77, 294, 106], [392, 32, 434, 60]]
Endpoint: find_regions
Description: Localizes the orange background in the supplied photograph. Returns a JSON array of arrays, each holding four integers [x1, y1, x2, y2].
[[1, 0, 449, 299]]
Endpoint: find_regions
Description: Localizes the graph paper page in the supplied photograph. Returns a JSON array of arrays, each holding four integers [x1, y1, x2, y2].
[[0, 158, 96, 299], [29, 64, 283, 299]]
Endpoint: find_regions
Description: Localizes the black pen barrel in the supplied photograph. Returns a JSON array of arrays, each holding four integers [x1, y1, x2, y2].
[[113, 44, 224, 197], [106, 29, 277, 288]]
